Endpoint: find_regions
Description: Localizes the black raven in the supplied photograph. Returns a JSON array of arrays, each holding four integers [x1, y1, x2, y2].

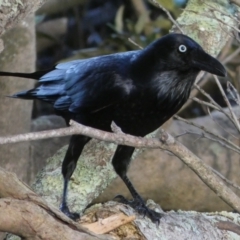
[[0, 33, 226, 223]]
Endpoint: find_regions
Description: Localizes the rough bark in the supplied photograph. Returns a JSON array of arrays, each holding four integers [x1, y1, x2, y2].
[[30, 107, 240, 215], [2, 165, 240, 240], [0, 1, 47, 239], [27, 108, 239, 213], [0, 0, 47, 36], [78, 201, 240, 240], [0, 14, 35, 183], [171, 0, 238, 56], [0, 0, 50, 186], [96, 108, 240, 212], [0, 167, 112, 240]]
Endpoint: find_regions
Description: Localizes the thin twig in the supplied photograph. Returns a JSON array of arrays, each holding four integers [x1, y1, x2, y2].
[[191, 97, 220, 111], [174, 115, 240, 153], [206, 107, 238, 140], [148, 0, 184, 34], [194, 83, 239, 131], [219, 38, 234, 61], [128, 38, 143, 49], [214, 75, 240, 132], [203, 1, 240, 24], [210, 167, 240, 191], [194, 84, 221, 109], [217, 221, 240, 236], [0, 120, 164, 148], [0, 120, 240, 213], [222, 46, 240, 64], [212, 10, 240, 33], [180, 130, 240, 154], [227, 81, 240, 105]]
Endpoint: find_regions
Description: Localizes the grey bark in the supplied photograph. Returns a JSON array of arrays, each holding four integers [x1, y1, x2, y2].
[[0, 0, 47, 36], [0, 15, 36, 182], [0, 167, 112, 240], [0, 0, 48, 185], [171, 0, 238, 56], [0, 0, 47, 238], [79, 201, 240, 240], [0, 13, 36, 240]]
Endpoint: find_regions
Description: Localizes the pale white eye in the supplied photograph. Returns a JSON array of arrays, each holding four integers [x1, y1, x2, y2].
[[178, 44, 187, 53]]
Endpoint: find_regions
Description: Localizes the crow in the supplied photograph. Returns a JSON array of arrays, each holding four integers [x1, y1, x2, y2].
[[0, 33, 226, 223]]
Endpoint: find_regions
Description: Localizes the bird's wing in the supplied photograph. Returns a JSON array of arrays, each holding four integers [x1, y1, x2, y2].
[[38, 53, 136, 113]]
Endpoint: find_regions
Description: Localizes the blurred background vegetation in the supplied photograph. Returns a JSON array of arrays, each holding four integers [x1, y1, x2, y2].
[[36, 0, 186, 69]]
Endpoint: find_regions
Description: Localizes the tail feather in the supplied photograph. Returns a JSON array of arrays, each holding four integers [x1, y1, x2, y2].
[[9, 89, 38, 100], [0, 67, 68, 107], [0, 69, 54, 80], [9, 84, 63, 104]]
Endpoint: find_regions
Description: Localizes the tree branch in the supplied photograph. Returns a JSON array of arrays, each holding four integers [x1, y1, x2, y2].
[[0, 120, 240, 215], [0, 0, 48, 36], [0, 167, 112, 240], [0, 198, 102, 240]]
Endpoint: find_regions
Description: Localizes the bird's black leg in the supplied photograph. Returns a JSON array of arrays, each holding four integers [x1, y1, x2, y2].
[[112, 145, 162, 223], [60, 134, 91, 220]]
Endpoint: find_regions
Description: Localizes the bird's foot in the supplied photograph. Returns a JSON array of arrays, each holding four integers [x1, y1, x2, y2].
[[60, 204, 80, 221], [114, 195, 162, 224]]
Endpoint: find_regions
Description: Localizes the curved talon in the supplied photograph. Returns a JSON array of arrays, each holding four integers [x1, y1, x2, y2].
[[113, 195, 162, 223], [60, 204, 80, 221], [113, 194, 129, 204]]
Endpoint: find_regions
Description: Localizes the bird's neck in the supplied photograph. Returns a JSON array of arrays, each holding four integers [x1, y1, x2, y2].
[[130, 49, 158, 80], [151, 69, 199, 110], [130, 49, 199, 106]]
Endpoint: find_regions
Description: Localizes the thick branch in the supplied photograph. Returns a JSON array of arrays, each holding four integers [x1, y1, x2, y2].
[[0, 167, 111, 240], [172, 0, 239, 56], [0, 0, 48, 36], [0, 198, 103, 240], [0, 120, 240, 214], [1, 167, 239, 240]]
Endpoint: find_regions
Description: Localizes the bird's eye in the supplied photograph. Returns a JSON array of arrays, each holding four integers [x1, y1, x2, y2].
[[178, 44, 187, 53]]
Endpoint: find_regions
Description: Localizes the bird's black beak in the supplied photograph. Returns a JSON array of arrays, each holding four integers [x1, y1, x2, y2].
[[191, 48, 227, 77]]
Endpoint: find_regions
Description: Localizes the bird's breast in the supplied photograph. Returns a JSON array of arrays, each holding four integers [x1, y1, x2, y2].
[[113, 77, 193, 136], [113, 96, 176, 136]]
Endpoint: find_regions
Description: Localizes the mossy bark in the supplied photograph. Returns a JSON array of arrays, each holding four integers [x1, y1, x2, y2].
[[0, 0, 47, 35], [172, 0, 238, 56]]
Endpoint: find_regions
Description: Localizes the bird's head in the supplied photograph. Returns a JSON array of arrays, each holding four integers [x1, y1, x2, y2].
[[149, 33, 226, 77]]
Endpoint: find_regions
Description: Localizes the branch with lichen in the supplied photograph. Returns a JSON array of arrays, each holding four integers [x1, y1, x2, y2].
[[1, 120, 240, 215], [2, 120, 240, 239]]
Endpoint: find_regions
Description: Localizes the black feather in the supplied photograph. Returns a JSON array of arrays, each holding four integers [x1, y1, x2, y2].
[[0, 33, 226, 222]]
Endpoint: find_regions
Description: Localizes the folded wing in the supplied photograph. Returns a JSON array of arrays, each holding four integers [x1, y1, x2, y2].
[[13, 52, 137, 114]]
